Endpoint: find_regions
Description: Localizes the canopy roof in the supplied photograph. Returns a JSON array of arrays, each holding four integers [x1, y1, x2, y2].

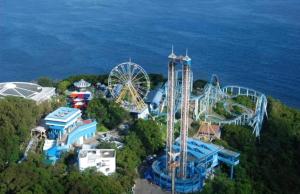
[[73, 79, 91, 88], [0, 82, 42, 98]]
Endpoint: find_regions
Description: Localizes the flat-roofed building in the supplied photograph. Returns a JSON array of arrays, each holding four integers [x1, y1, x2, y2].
[[78, 149, 116, 176], [43, 107, 97, 163], [45, 107, 82, 139]]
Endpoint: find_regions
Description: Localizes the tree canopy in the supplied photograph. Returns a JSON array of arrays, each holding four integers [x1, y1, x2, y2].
[[193, 79, 208, 95], [37, 77, 56, 87], [132, 119, 164, 154], [148, 73, 165, 89], [62, 74, 108, 86], [0, 97, 40, 169], [0, 154, 126, 194], [0, 77, 299, 194], [87, 96, 130, 129], [202, 97, 300, 194]]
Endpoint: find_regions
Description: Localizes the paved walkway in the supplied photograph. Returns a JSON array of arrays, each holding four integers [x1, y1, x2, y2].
[[134, 179, 170, 194]]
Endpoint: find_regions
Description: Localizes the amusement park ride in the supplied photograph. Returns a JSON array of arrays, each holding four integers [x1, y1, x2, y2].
[[108, 61, 150, 117], [106, 48, 267, 193], [149, 68, 268, 137], [192, 74, 268, 137], [147, 49, 241, 193], [166, 48, 192, 179]]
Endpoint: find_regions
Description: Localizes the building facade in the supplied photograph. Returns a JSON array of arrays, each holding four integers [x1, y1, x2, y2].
[[78, 149, 116, 176]]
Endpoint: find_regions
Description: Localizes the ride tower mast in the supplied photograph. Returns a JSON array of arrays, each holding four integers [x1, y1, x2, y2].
[[179, 50, 191, 178], [166, 46, 177, 173]]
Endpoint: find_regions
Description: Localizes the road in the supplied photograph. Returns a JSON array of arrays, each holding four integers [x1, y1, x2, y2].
[[134, 179, 170, 194]]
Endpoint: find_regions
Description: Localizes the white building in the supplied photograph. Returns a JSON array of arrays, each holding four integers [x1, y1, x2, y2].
[[0, 82, 55, 104], [137, 107, 150, 119], [78, 149, 116, 176]]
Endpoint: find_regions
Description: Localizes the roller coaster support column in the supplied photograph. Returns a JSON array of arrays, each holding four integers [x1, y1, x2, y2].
[[180, 52, 191, 178]]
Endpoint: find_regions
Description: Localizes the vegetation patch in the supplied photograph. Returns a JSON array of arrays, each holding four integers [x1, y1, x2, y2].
[[1, 75, 299, 194], [202, 98, 300, 194], [232, 96, 255, 110], [193, 79, 208, 95], [148, 73, 165, 89], [213, 102, 234, 119], [87, 96, 130, 130], [231, 104, 244, 115]]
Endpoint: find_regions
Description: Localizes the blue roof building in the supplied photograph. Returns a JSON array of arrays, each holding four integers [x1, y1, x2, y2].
[[147, 138, 240, 193], [43, 107, 97, 163], [45, 107, 82, 139]]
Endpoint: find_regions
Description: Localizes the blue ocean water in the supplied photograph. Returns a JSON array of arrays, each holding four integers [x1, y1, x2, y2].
[[0, 0, 300, 108]]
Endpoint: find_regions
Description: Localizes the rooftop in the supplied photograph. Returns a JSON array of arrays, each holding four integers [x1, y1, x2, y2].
[[0, 82, 55, 103], [220, 148, 240, 158], [45, 107, 81, 122], [74, 79, 91, 88], [174, 138, 224, 159], [198, 122, 220, 135], [79, 149, 115, 158]]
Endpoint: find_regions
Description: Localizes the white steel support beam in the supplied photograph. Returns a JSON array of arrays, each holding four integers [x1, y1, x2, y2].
[[179, 63, 190, 178], [166, 60, 176, 173]]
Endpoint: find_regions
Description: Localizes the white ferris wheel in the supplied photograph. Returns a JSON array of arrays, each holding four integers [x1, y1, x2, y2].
[[108, 61, 150, 112]]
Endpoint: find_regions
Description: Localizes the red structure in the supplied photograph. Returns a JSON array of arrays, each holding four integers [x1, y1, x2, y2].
[[69, 91, 92, 109]]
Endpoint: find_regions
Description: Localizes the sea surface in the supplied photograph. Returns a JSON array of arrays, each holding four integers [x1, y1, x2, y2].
[[0, 0, 300, 108]]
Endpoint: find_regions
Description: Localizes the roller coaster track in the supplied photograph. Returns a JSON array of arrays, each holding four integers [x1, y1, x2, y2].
[[193, 76, 268, 137]]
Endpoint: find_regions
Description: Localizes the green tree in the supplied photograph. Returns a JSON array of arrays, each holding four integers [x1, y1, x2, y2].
[[0, 153, 130, 194], [65, 171, 123, 194], [51, 95, 67, 110], [0, 97, 40, 169], [211, 98, 300, 194], [148, 73, 165, 89], [232, 96, 255, 110], [193, 79, 207, 95], [132, 119, 164, 154], [0, 156, 64, 194], [117, 147, 141, 171], [87, 97, 129, 129], [57, 80, 71, 94], [222, 125, 256, 152], [125, 132, 146, 158], [201, 171, 235, 194], [37, 77, 55, 87], [0, 120, 19, 169]]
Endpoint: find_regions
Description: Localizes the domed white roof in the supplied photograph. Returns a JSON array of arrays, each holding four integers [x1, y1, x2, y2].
[[0, 82, 42, 98], [74, 79, 91, 88], [4, 83, 17, 89], [0, 82, 56, 103]]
